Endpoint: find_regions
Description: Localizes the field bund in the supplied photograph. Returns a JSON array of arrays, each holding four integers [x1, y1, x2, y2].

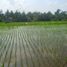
[[0, 25, 67, 67]]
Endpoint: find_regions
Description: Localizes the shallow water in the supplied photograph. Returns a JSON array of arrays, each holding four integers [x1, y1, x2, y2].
[[0, 26, 67, 67]]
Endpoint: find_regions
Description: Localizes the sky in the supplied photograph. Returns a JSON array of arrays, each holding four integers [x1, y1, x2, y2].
[[0, 0, 67, 13]]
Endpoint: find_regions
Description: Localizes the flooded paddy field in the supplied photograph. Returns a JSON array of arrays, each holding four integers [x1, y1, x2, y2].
[[0, 26, 67, 67]]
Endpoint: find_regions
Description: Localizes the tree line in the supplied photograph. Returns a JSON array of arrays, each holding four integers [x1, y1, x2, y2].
[[0, 9, 67, 22]]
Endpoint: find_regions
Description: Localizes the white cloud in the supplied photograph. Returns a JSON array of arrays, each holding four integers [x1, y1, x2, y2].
[[0, 0, 67, 13]]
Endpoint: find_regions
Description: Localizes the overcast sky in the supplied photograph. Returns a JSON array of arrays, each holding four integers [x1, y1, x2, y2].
[[0, 0, 67, 13]]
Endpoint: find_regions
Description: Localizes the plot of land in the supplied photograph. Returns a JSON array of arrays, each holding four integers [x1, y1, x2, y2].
[[0, 25, 67, 67]]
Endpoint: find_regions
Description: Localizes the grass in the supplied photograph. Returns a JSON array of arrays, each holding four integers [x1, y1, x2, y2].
[[0, 21, 67, 67], [0, 21, 67, 27]]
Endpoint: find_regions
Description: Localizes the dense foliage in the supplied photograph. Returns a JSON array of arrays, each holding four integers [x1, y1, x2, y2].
[[0, 9, 67, 22]]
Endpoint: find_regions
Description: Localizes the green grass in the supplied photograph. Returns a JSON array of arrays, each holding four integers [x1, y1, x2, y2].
[[0, 21, 67, 26]]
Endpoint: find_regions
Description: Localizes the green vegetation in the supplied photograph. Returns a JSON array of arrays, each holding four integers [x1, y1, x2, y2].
[[0, 9, 67, 22], [0, 21, 67, 26]]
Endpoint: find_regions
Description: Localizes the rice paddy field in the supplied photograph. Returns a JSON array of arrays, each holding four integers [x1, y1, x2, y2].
[[0, 21, 67, 67]]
